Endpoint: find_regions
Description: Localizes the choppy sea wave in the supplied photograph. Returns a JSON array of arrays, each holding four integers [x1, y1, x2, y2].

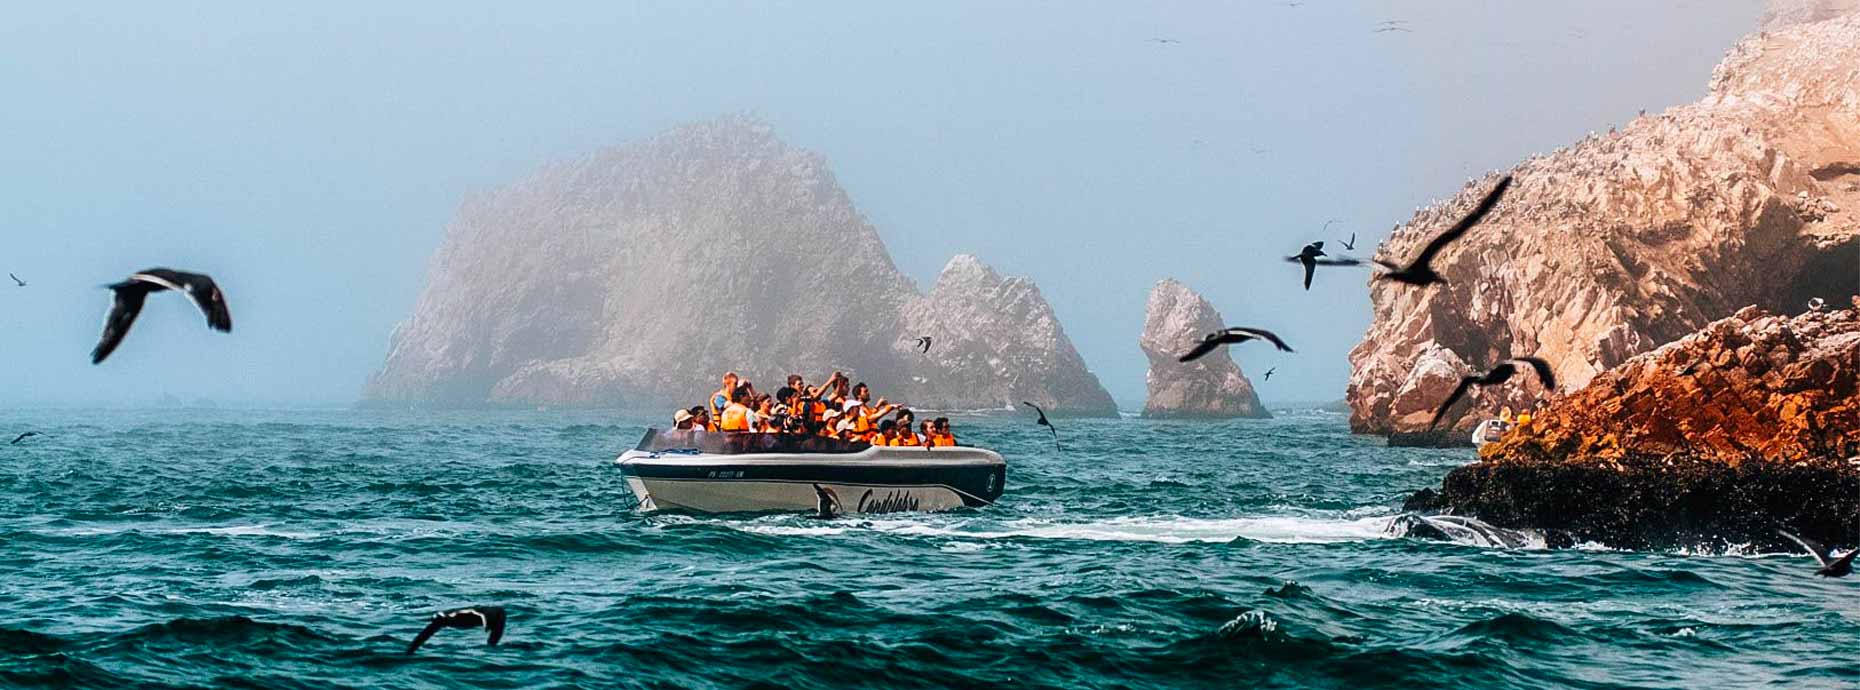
[[0, 408, 1853, 689]]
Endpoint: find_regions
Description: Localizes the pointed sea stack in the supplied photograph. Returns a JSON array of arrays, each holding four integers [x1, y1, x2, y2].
[[1138, 279, 1269, 419]]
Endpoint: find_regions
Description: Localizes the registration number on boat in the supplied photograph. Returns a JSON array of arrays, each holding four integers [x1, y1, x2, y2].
[[706, 470, 746, 479]]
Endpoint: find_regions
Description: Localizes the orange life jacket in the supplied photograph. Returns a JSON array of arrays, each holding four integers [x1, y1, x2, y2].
[[720, 404, 751, 432], [931, 433, 957, 447], [895, 432, 923, 447]]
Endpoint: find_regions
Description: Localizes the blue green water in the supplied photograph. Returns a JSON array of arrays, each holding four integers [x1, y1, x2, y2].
[[0, 408, 1854, 689]]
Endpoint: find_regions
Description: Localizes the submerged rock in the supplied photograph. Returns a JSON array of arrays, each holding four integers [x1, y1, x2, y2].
[[365, 116, 1116, 415], [1349, 10, 1860, 434], [1416, 302, 1860, 549], [1138, 279, 1268, 419]]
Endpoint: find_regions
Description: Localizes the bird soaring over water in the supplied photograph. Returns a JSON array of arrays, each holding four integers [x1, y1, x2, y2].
[[1778, 529, 1857, 578], [10, 432, 42, 445], [1022, 401, 1060, 451], [407, 606, 507, 654], [7, 273, 22, 287], [809, 484, 842, 519], [1374, 175, 1513, 287], [1428, 356, 1556, 429], [914, 336, 933, 354], [1178, 327, 1294, 363], [90, 269, 232, 364], [1285, 242, 1365, 290]]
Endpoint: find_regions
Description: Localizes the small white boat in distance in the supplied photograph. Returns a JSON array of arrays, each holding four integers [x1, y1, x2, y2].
[[615, 429, 1007, 514], [1471, 418, 1513, 447]]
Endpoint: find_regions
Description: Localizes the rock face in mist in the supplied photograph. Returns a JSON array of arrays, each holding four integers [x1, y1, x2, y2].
[[1762, 0, 1860, 30], [1348, 11, 1860, 434], [1406, 303, 1860, 550], [365, 116, 1117, 415], [1138, 280, 1268, 419]]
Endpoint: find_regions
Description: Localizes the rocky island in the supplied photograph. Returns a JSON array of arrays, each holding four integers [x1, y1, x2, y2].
[[1138, 279, 1269, 419], [364, 116, 1117, 415], [1348, 6, 1860, 436]]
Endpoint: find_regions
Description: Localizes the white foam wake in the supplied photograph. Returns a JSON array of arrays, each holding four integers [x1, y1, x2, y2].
[[739, 514, 1398, 544]]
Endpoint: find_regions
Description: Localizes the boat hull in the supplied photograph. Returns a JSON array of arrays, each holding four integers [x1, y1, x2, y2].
[[615, 446, 1006, 514]]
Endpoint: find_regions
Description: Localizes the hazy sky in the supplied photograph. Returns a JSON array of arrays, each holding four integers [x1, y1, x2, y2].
[[0, 1, 1764, 407]]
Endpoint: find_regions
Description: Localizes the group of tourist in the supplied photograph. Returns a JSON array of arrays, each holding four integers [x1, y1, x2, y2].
[[670, 371, 958, 447]]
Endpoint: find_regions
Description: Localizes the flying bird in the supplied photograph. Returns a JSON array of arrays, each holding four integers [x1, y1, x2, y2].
[[10, 432, 42, 445], [1374, 175, 1513, 287], [1427, 356, 1556, 430], [809, 484, 842, 519], [914, 336, 933, 354], [1022, 401, 1060, 451], [407, 606, 507, 654], [1263, 367, 1275, 381], [7, 273, 22, 287], [1179, 327, 1295, 363], [90, 269, 233, 365], [1778, 529, 1857, 578], [1339, 232, 1357, 251], [1148, 37, 1181, 44], [1373, 25, 1413, 33], [1285, 241, 1365, 290]]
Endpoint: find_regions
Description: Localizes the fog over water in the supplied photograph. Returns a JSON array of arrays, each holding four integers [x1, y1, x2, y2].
[[0, 1, 1762, 407]]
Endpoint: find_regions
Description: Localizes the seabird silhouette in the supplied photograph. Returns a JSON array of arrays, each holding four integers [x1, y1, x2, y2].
[[1022, 401, 1060, 451], [1178, 327, 1295, 363], [1339, 231, 1357, 251], [90, 268, 232, 365], [1778, 529, 1857, 578], [1374, 175, 1513, 287], [1285, 241, 1365, 290], [10, 432, 42, 445], [1428, 356, 1556, 429], [407, 606, 507, 654], [809, 484, 842, 519], [1263, 367, 1275, 381], [7, 273, 22, 287], [1148, 37, 1181, 44], [914, 336, 933, 354]]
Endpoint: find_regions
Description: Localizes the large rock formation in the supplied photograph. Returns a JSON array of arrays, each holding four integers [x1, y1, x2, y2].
[[1138, 279, 1269, 419], [365, 116, 1116, 415], [1408, 302, 1860, 550], [1348, 10, 1860, 434]]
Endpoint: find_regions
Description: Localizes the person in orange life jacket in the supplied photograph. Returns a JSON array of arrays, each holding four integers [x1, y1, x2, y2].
[[891, 409, 924, 446], [919, 420, 936, 446], [872, 419, 901, 446], [931, 417, 957, 446], [710, 372, 739, 421], [720, 385, 757, 432]]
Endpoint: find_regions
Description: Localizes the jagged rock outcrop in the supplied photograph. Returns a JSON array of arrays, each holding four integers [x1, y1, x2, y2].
[[365, 116, 1116, 415], [1137, 279, 1268, 419], [1349, 10, 1860, 434], [1762, 0, 1860, 30], [1408, 302, 1860, 550]]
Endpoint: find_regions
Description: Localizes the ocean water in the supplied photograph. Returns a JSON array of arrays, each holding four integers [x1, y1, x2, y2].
[[0, 408, 1854, 690]]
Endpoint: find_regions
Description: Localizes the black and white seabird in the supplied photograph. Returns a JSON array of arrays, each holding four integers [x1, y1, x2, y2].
[[1022, 401, 1060, 451], [90, 268, 232, 364], [1374, 175, 1512, 287], [1284, 242, 1365, 290], [407, 606, 507, 654], [1778, 529, 1857, 578], [10, 431, 42, 445], [1428, 356, 1556, 429], [809, 484, 842, 519], [1178, 327, 1295, 363]]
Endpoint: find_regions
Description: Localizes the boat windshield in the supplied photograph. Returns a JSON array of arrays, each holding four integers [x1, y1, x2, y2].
[[634, 428, 872, 455]]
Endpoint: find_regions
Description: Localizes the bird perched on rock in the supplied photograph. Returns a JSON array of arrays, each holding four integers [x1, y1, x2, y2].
[[1428, 356, 1556, 429], [1374, 175, 1512, 287], [1022, 401, 1060, 451], [1284, 242, 1365, 290], [1778, 529, 1857, 578], [407, 606, 507, 654], [91, 269, 232, 364], [1178, 327, 1294, 363]]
